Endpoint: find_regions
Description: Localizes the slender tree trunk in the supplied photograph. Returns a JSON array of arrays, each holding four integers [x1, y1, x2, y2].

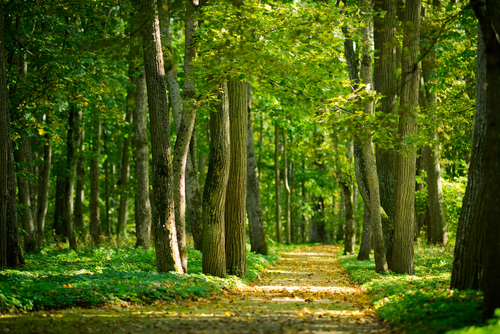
[[301, 167, 307, 244], [225, 79, 247, 277], [117, 102, 133, 239], [63, 106, 80, 251], [104, 129, 112, 238], [202, 82, 230, 278], [358, 203, 371, 260], [14, 137, 38, 252], [74, 128, 85, 235], [414, 148, 426, 239], [90, 117, 103, 245], [53, 176, 66, 238], [0, 0, 25, 266], [36, 114, 52, 246], [283, 128, 291, 245], [450, 25, 486, 292], [391, 0, 421, 275], [343, 140, 355, 254], [247, 92, 268, 255], [140, 0, 183, 273], [275, 122, 282, 243], [374, 0, 398, 268]]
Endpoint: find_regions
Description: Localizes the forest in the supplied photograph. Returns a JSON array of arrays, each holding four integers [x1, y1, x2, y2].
[[0, 0, 499, 333]]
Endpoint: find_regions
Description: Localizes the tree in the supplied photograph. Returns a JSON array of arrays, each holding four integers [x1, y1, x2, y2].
[[283, 128, 291, 245], [140, 0, 183, 273], [202, 82, 230, 278], [37, 113, 52, 245], [74, 124, 85, 235], [0, 0, 25, 267], [90, 115, 103, 245], [391, 0, 421, 275], [275, 122, 282, 243]]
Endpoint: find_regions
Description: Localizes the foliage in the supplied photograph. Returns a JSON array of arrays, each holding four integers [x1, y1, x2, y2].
[[447, 309, 500, 333], [340, 243, 483, 334], [0, 242, 295, 312]]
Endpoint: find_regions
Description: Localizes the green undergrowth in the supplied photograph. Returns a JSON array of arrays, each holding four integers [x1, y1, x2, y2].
[[0, 240, 298, 312], [339, 242, 484, 334]]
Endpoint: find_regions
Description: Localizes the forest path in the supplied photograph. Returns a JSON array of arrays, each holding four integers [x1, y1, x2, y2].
[[1, 245, 390, 333]]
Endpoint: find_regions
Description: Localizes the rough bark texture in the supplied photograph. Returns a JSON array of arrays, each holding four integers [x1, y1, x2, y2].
[[283, 129, 291, 245], [117, 103, 133, 239], [225, 79, 247, 277], [90, 117, 103, 245], [374, 0, 398, 268], [470, 1, 500, 319], [450, 25, 486, 292], [63, 106, 80, 250], [141, 0, 183, 273], [0, 0, 25, 266], [274, 122, 282, 243], [247, 96, 268, 255], [202, 82, 230, 278], [37, 114, 52, 245], [14, 137, 38, 252], [390, 0, 421, 275], [74, 128, 85, 235]]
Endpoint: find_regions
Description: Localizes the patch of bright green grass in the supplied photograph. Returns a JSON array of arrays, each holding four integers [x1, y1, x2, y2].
[[339, 242, 483, 334], [0, 240, 297, 312]]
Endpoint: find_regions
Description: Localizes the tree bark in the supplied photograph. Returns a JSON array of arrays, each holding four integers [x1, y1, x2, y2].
[[275, 122, 282, 243], [390, 0, 421, 275], [450, 25, 486, 292], [140, 0, 183, 273], [90, 117, 103, 245], [225, 79, 247, 277], [63, 106, 80, 251], [53, 175, 66, 238], [469, 0, 500, 319], [374, 0, 398, 268], [104, 129, 112, 238], [342, 140, 355, 254], [283, 128, 291, 245], [74, 127, 85, 235], [37, 114, 52, 246], [247, 92, 268, 255], [117, 100, 133, 239], [202, 82, 230, 278], [0, 0, 25, 267]]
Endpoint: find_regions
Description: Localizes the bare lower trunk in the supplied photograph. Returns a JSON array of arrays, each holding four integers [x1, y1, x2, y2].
[[391, 0, 421, 275], [140, 0, 182, 273], [74, 129, 85, 235], [225, 79, 247, 277], [358, 203, 371, 260], [274, 122, 282, 243], [283, 128, 291, 245], [104, 131, 111, 238], [90, 118, 103, 245], [37, 115, 52, 246], [117, 102, 133, 239], [202, 82, 230, 278]]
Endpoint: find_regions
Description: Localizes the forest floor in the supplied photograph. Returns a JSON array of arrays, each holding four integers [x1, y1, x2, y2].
[[0, 245, 391, 333]]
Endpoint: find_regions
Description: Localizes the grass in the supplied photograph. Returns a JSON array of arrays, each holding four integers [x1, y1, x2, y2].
[[0, 238, 298, 312], [339, 241, 488, 334]]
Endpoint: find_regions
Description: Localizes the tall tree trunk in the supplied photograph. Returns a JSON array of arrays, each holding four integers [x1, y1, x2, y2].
[[0, 0, 25, 267], [283, 128, 291, 245], [74, 128, 85, 235], [374, 0, 398, 268], [117, 101, 133, 239], [414, 148, 427, 239], [90, 117, 103, 245], [104, 129, 112, 238], [63, 106, 80, 251], [247, 92, 268, 255], [275, 122, 282, 243], [202, 82, 230, 278], [300, 160, 307, 244], [391, 0, 421, 275], [342, 140, 355, 254], [469, 1, 500, 319], [14, 137, 38, 252], [140, 0, 183, 273], [53, 175, 66, 238], [225, 79, 247, 277], [450, 24, 486, 292], [37, 113, 52, 246]]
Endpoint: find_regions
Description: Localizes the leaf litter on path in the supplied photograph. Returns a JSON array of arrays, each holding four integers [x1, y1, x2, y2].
[[0, 245, 391, 333]]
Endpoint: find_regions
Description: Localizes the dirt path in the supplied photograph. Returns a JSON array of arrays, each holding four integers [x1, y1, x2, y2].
[[0, 245, 391, 333]]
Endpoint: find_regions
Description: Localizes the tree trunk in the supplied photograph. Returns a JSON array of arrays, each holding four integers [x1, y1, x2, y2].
[[14, 137, 38, 253], [63, 106, 80, 251], [104, 129, 112, 238], [283, 128, 291, 245], [374, 0, 398, 269], [342, 140, 355, 254], [391, 0, 421, 275], [414, 148, 426, 239], [90, 117, 103, 245], [0, 0, 25, 266], [225, 79, 247, 277], [469, 1, 500, 319], [275, 122, 282, 243], [247, 93, 268, 255], [140, 0, 183, 273], [117, 101, 133, 239], [74, 127, 85, 235], [450, 24, 486, 292], [37, 114, 52, 246], [358, 203, 371, 260], [202, 82, 230, 278], [53, 175, 66, 238]]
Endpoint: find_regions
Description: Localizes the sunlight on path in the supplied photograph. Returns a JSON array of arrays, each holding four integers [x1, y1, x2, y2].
[[0, 245, 391, 333]]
